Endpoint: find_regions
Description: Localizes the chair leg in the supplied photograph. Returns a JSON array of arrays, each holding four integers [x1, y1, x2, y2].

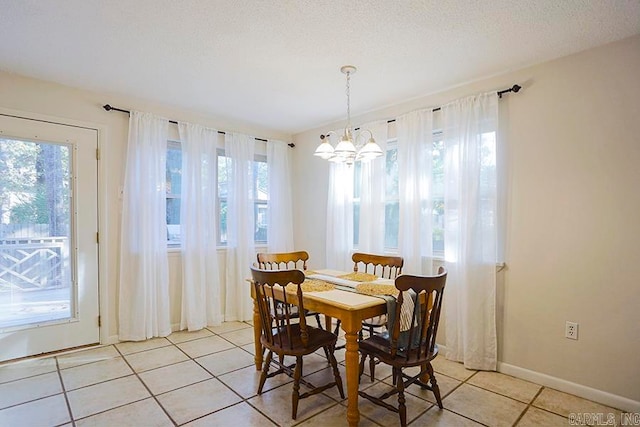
[[427, 362, 443, 409], [327, 345, 345, 398], [395, 367, 407, 427], [333, 319, 341, 336], [369, 355, 376, 381], [314, 313, 324, 330], [258, 350, 273, 394], [292, 356, 303, 420], [358, 352, 367, 382]]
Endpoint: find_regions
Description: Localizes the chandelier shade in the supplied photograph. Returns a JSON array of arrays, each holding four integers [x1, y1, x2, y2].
[[314, 66, 383, 165]]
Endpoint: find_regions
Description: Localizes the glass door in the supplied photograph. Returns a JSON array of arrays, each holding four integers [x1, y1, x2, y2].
[[0, 114, 99, 361]]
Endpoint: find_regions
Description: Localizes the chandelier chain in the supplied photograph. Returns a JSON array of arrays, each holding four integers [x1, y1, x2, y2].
[[346, 70, 351, 129]]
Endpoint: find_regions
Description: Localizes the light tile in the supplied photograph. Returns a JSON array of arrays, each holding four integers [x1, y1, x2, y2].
[[115, 337, 172, 355], [241, 342, 256, 355], [0, 371, 62, 409], [295, 401, 378, 427], [75, 397, 173, 427], [281, 352, 332, 377], [0, 393, 70, 427], [533, 387, 622, 419], [0, 356, 57, 384], [139, 360, 211, 395], [156, 378, 241, 425], [444, 384, 527, 427], [217, 365, 291, 399], [57, 345, 119, 370], [387, 370, 461, 403], [356, 381, 434, 426], [303, 364, 351, 402], [196, 347, 255, 375], [67, 375, 150, 419], [248, 378, 336, 427], [124, 345, 189, 372], [467, 371, 541, 403], [357, 358, 393, 383], [517, 406, 568, 426], [218, 327, 256, 346], [206, 321, 251, 335], [411, 406, 483, 426], [60, 356, 132, 390], [176, 335, 235, 358], [431, 356, 477, 381], [183, 402, 276, 427], [166, 328, 214, 344]]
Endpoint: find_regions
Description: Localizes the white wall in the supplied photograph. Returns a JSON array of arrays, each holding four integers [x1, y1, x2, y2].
[[292, 35, 640, 407], [0, 71, 290, 343]]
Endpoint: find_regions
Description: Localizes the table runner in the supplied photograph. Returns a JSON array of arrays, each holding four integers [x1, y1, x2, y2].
[[305, 271, 416, 334]]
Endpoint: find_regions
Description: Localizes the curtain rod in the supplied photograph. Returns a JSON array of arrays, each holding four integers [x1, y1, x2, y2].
[[102, 104, 295, 148], [384, 84, 521, 124]]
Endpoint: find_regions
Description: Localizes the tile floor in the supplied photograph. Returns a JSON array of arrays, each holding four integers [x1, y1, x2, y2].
[[0, 320, 623, 426]]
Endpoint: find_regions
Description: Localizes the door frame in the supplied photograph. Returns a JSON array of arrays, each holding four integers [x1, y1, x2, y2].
[[0, 106, 112, 347]]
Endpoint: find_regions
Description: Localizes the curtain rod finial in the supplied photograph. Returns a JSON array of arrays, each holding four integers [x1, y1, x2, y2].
[[103, 104, 112, 111], [512, 84, 521, 93]]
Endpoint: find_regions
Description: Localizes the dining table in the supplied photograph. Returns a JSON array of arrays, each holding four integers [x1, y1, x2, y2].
[[250, 268, 391, 427]]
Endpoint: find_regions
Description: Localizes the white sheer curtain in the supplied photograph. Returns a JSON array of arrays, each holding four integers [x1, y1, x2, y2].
[[324, 129, 354, 271], [177, 122, 222, 331], [118, 111, 171, 341], [442, 93, 499, 370], [224, 133, 255, 321], [267, 140, 294, 252], [396, 110, 434, 274], [357, 120, 388, 253]]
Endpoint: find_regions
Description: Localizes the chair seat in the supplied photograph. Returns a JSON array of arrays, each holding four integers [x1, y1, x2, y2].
[[359, 335, 439, 367], [261, 324, 338, 357], [362, 314, 387, 327]]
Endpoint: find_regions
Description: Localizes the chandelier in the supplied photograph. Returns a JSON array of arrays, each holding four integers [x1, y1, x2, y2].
[[314, 65, 383, 165]]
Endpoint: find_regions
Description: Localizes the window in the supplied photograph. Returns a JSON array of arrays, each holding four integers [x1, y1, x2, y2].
[[166, 142, 182, 244], [165, 143, 268, 246], [353, 133, 445, 255], [216, 151, 268, 245]]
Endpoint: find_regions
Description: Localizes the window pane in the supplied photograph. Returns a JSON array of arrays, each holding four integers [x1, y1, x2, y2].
[[255, 202, 267, 243], [386, 146, 398, 199], [385, 201, 399, 249], [219, 199, 227, 244], [353, 161, 361, 199], [166, 198, 181, 243], [254, 160, 268, 201], [0, 139, 73, 328], [432, 139, 444, 253], [166, 146, 182, 196], [353, 202, 360, 246], [432, 197, 444, 253], [218, 154, 229, 198]]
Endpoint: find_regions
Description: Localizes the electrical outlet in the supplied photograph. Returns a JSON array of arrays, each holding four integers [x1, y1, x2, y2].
[[565, 321, 579, 340]]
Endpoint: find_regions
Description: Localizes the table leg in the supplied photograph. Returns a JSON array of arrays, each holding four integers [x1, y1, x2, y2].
[[324, 315, 333, 331], [253, 299, 263, 371], [344, 328, 360, 426]]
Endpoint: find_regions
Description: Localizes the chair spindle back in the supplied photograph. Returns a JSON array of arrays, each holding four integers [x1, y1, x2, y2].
[[250, 266, 308, 349], [389, 266, 447, 362], [352, 252, 404, 279]]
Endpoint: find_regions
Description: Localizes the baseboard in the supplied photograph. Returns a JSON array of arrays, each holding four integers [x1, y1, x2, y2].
[[435, 344, 639, 412], [104, 334, 120, 345], [497, 362, 640, 413]]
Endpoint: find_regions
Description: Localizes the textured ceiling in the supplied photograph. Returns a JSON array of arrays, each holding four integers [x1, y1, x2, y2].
[[1, 0, 639, 134]]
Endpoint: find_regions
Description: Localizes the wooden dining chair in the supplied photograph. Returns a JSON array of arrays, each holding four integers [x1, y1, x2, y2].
[[334, 252, 404, 379], [357, 267, 447, 427], [250, 266, 344, 419], [256, 251, 324, 329]]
